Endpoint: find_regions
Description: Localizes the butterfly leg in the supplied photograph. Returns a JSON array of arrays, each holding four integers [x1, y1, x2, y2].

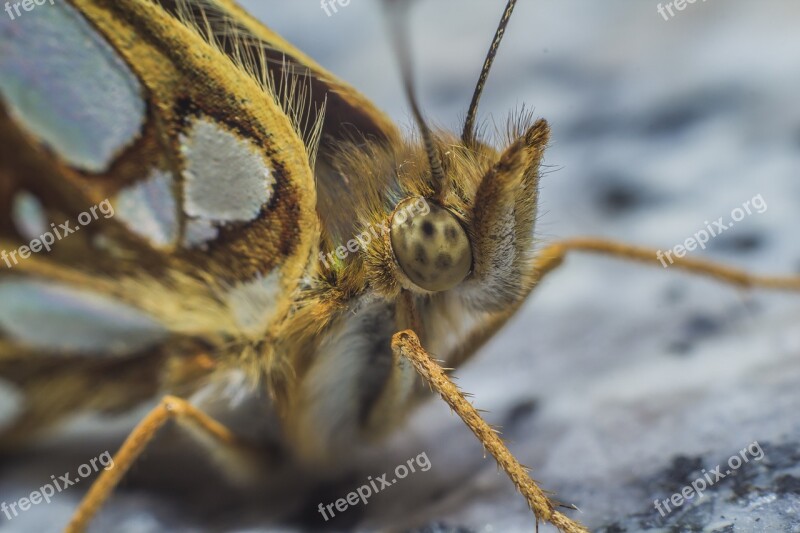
[[532, 237, 800, 291], [66, 395, 253, 533], [391, 330, 589, 533]]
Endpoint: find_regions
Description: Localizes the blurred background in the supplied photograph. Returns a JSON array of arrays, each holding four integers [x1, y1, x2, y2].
[[3, 0, 800, 531]]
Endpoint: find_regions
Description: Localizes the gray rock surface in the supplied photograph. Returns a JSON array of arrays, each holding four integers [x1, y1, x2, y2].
[[2, 1, 800, 532]]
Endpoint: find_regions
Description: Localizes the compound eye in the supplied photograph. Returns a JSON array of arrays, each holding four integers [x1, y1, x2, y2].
[[389, 198, 472, 292]]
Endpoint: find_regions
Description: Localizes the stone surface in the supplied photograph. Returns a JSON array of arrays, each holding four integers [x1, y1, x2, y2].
[[2, 1, 800, 532]]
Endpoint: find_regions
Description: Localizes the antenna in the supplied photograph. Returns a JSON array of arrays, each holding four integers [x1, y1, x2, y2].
[[384, 0, 448, 200], [462, 0, 518, 146]]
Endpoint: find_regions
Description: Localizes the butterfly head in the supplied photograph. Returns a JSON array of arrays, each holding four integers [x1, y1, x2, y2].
[[380, 114, 549, 310]]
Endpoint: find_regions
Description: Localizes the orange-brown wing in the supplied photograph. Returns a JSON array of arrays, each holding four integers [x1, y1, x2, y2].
[[156, 0, 404, 243], [0, 0, 320, 440]]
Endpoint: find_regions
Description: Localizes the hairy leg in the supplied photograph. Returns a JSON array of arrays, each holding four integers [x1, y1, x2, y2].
[[66, 395, 256, 533], [533, 237, 800, 290], [392, 330, 589, 533]]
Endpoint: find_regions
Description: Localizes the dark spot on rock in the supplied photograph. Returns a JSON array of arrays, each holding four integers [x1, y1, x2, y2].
[[435, 253, 453, 269], [593, 176, 660, 217], [445, 225, 459, 242], [665, 455, 704, 486], [711, 232, 764, 254], [644, 102, 705, 136], [664, 285, 687, 304], [642, 89, 743, 136], [669, 314, 723, 356], [776, 475, 800, 495], [603, 185, 637, 211], [410, 268, 427, 283], [504, 398, 538, 432], [759, 442, 800, 470], [684, 314, 722, 339], [422, 221, 435, 237]]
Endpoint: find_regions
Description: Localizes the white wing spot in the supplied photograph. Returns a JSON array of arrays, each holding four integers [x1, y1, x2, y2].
[[0, 2, 145, 172], [0, 378, 24, 430], [181, 118, 274, 224], [224, 270, 282, 338], [182, 218, 220, 249], [11, 191, 48, 242], [115, 170, 178, 248], [0, 280, 168, 356]]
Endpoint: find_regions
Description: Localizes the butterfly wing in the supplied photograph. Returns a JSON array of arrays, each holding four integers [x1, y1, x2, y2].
[[157, 0, 404, 245], [0, 0, 320, 440]]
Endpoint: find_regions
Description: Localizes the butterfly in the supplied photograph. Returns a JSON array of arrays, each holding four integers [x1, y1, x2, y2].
[[1, 1, 799, 532]]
